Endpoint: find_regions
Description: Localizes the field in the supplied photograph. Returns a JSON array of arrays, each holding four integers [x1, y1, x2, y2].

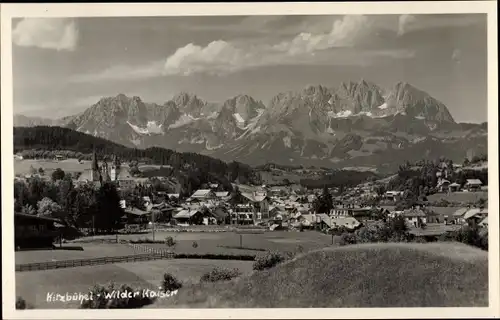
[[70, 231, 335, 255], [15, 231, 334, 309], [258, 170, 304, 185], [15, 243, 142, 265], [427, 191, 488, 203], [152, 242, 489, 308], [15, 159, 91, 176], [14, 158, 154, 176], [16, 259, 253, 309], [141, 231, 334, 255]]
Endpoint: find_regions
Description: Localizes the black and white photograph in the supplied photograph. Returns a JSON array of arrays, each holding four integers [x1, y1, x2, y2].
[[1, 2, 498, 318]]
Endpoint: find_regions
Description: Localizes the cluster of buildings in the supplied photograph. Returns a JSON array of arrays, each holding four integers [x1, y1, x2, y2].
[[14, 153, 489, 249]]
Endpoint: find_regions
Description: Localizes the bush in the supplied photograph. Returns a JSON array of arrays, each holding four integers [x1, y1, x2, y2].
[[80, 283, 154, 309], [165, 236, 176, 247], [192, 241, 198, 248], [339, 232, 358, 246], [253, 251, 286, 271], [161, 273, 182, 293], [200, 267, 241, 282]]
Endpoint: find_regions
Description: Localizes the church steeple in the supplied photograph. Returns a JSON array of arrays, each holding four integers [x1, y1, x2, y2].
[[90, 146, 101, 183], [92, 147, 98, 171]]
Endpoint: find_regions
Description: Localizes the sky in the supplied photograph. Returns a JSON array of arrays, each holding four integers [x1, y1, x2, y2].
[[12, 14, 487, 123]]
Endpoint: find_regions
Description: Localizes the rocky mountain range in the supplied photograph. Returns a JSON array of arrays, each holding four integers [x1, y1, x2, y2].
[[14, 80, 487, 173]]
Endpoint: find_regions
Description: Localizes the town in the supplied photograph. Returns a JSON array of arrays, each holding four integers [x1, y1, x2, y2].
[[15, 150, 488, 244]]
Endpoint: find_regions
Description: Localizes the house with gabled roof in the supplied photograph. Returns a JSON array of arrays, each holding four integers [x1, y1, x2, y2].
[[190, 189, 216, 201], [449, 182, 461, 192], [452, 207, 469, 224], [402, 208, 427, 228], [464, 179, 483, 192], [173, 209, 204, 225]]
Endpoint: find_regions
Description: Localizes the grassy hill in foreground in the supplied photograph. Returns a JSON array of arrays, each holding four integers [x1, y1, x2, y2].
[[151, 242, 488, 308]]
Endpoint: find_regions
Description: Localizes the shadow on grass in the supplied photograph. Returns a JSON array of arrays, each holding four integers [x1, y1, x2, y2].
[[53, 246, 84, 251], [217, 246, 267, 252]]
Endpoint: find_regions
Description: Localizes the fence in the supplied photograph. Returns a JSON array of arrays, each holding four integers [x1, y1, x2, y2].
[[15, 251, 174, 272]]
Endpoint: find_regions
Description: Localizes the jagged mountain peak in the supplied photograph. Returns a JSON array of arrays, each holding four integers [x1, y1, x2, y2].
[[172, 92, 204, 106], [302, 84, 331, 96], [222, 94, 265, 124], [385, 82, 455, 123]]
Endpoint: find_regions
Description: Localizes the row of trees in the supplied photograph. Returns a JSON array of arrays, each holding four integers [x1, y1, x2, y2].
[[15, 175, 123, 233]]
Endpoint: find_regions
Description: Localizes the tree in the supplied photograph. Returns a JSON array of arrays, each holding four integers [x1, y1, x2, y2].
[[37, 197, 62, 218], [374, 184, 386, 198], [314, 186, 333, 214], [29, 165, 37, 175], [38, 167, 45, 176], [21, 204, 36, 215], [94, 182, 124, 233], [52, 168, 66, 182], [73, 184, 97, 229], [58, 175, 75, 223]]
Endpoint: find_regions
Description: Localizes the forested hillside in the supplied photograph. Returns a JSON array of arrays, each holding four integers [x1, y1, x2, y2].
[[14, 126, 259, 185]]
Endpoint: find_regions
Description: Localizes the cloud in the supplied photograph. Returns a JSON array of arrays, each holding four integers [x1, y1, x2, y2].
[[397, 14, 484, 36], [164, 15, 410, 76], [398, 14, 417, 36], [71, 15, 414, 82], [13, 18, 79, 51]]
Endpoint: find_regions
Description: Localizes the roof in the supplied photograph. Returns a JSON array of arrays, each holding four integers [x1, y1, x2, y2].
[[449, 182, 461, 187], [174, 209, 201, 219], [167, 193, 180, 198], [331, 217, 361, 229], [14, 212, 63, 224], [437, 179, 451, 186], [215, 191, 229, 198], [116, 167, 132, 180], [300, 214, 318, 224], [479, 217, 488, 226], [191, 189, 214, 198], [463, 208, 483, 220], [466, 179, 483, 185], [402, 209, 427, 218], [379, 206, 396, 212], [240, 192, 268, 203], [148, 202, 174, 212], [453, 207, 469, 217], [125, 207, 149, 216]]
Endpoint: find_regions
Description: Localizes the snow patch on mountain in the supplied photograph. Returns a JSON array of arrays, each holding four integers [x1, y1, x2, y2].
[[206, 141, 223, 150], [130, 138, 142, 146], [169, 114, 197, 129], [328, 110, 353, 118], [233, 113, 245, 124], [127, 121, 162, 135], [359, 111, 373, 117]]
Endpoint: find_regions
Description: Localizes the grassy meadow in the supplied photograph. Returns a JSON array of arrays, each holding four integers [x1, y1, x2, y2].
[[151, 242, 489, 308], [16, 259, 254, 309], [427, 191, 488, 203]]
